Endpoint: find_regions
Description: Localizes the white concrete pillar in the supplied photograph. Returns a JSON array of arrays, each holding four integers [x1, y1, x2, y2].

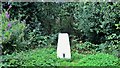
[[57, 33, 71, 59]]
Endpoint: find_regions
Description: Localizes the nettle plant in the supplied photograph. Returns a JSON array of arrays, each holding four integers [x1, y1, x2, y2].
[[2, 5, 26, 54]]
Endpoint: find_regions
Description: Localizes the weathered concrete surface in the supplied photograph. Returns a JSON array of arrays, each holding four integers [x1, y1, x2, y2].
[[57, 33, 71, 59]]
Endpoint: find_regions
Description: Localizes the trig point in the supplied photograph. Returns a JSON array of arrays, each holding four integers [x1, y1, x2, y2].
[[57, 33, 71, 59]]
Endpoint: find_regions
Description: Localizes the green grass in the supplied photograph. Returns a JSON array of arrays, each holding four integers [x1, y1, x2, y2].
[[1, 47, 119, 67]]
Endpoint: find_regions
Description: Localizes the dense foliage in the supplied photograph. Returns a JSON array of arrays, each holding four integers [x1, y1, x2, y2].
[[1, 48, 119, 66], [1, 7, 26, 54], [6, 2, 120, 42], [1, 2, 120, 67], [2, 2, 119, 54]]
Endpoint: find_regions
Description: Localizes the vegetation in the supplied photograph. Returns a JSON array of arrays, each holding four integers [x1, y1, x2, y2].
[[1, 1, 120, 67], [1, 10, 26, 54], [1, 48, 119, 66]]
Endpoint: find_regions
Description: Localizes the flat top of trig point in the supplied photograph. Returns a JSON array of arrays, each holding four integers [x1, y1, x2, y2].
[[59, 33, 68, 34]]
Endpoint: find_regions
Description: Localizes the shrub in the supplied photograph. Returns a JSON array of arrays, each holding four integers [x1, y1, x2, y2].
[[0, 13, 2, 55], [96, 42, 119, 55], [3, 2, 119, 49], [73, 2, 120, 44], [26, 32, 50, 48], [74, 41, 119, 56], [74, 42, 97, 54], [76, 42, 94, 50], [118, 59, 120, 67], [1, 6, 26, 54]]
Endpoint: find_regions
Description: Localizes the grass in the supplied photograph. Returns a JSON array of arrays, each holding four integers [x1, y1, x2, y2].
[[1, 47, 119, 67]]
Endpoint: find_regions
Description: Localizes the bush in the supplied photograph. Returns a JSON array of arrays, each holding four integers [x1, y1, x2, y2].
[[74, 2, 120, 44], [1, 6, 26, 54], [76, 42, 94, 50], [74, 41, 119, 56], [3, 2, 120, 51]]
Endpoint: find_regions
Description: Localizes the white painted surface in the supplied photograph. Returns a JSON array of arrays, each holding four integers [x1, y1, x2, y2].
[[57, 33, 71, 59]]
